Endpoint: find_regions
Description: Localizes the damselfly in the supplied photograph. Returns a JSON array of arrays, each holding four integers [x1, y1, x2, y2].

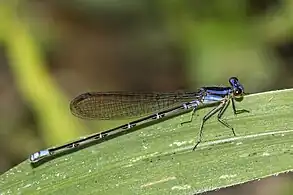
[[29, 77, 249, 163]]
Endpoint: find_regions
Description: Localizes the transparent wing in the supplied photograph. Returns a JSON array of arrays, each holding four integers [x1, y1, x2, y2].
[[70, 91, 199, 120]]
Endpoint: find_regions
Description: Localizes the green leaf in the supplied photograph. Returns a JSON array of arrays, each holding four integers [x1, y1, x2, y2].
[[1, 89, 293, 195]]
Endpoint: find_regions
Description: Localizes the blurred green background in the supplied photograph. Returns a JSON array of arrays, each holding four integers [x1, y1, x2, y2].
[[1, 0, 293, 194]]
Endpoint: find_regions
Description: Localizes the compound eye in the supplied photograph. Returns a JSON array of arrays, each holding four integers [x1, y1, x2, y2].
[[234, 89, 242, 96]]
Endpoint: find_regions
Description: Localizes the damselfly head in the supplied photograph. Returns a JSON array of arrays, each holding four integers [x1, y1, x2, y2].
[[229, 77, 245, 98]]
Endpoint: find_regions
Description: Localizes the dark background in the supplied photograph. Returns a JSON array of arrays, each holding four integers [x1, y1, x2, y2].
[[1, 0, 293, 194]]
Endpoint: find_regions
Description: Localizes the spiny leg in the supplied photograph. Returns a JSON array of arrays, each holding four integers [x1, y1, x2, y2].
[[231, 98, 249, 115], [217, 99, 236, 136], [193, 102, 225, 150]]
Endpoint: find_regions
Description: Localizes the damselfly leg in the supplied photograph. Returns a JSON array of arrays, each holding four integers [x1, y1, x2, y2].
[[192, 100, 229, 150], [231, 98, 250, 115], [217, 99, 235, 136], [180, 107, 196, 126]]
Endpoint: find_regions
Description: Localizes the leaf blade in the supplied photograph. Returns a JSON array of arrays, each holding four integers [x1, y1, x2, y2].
[[1, 89, 293, 195]]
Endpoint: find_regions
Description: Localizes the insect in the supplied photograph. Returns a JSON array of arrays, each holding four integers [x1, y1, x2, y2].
[[29, 77, 249, 163]]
